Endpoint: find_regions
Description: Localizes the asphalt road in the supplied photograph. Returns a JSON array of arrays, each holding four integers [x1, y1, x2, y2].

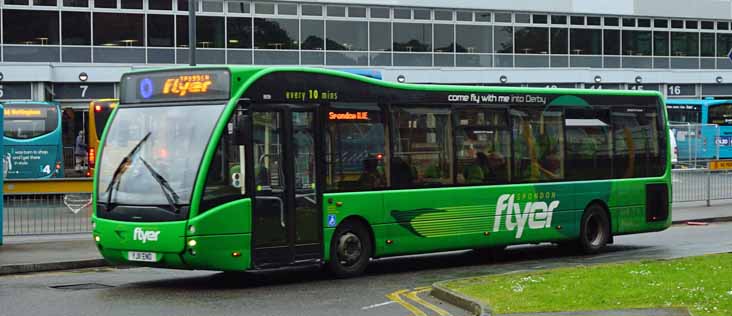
[[2, 222, 731, 316]]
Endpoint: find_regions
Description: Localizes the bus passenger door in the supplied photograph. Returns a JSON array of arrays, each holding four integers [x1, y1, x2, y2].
[[290, 111, 321, 262], [251, 111, 290, 266], [251, 109, 320, 268]]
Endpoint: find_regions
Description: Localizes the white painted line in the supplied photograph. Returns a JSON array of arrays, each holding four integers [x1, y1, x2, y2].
[[361, 301, 396, 310]]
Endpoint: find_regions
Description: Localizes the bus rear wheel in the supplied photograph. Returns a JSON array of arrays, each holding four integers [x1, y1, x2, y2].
[[327, 221, 372, 278], [579, 205, 611, 254]]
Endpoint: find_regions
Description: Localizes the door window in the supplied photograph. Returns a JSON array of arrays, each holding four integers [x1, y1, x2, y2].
[[253, 112, 283, 191], [253, 112, 286, 247], [293, 112, 318, 244]]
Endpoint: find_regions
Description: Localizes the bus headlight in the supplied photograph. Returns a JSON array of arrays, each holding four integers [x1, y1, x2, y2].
[[187, 239, 197, 247], [94, 235, 100, 242]]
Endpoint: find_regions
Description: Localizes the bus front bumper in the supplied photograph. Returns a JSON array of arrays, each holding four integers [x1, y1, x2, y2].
[[92, 216, 252, 271]]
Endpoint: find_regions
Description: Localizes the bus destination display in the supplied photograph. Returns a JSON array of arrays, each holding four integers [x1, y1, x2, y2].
[[4, 106, 49, 119], [121, 69, 230, 104]]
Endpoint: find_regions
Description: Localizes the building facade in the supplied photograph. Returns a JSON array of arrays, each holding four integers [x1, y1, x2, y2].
[[2, 0, 732, 169]]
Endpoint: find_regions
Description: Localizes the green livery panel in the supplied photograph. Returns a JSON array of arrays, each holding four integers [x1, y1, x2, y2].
[[323, 179, 671, 260]]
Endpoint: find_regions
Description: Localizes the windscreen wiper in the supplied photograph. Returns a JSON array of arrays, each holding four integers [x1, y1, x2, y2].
[[104, 132, 152, 206], [139, 157, 181, 213]]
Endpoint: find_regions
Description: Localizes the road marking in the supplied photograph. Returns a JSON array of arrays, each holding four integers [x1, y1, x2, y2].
[[361, 301, 396, 310], [405, 287, 452, 316], [386, 289, 427, 316]]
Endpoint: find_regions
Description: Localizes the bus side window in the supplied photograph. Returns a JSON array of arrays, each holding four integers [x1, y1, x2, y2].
[[510, 107, 565, 182], [611, 105, 664, 178], [454, 108, 511, 185], [390, 106, 453, 187], [324, 103, 387, 192], [201, 114, 245, 212], [565, 107, 612, 180]]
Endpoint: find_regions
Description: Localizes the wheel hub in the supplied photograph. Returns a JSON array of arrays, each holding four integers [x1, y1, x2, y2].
[[337, 232, 362, 266]]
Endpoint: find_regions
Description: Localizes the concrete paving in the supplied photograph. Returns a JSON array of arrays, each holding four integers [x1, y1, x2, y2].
[[0, 237, 104, 275], [672, 201, 732, 223]]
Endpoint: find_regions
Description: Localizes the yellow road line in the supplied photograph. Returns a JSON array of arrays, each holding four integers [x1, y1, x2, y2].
[[386, 289, 427, 316], [406, 288, 452, 316]]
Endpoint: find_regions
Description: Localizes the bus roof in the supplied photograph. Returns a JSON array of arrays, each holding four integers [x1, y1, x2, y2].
[[121, 66, 664, 101]]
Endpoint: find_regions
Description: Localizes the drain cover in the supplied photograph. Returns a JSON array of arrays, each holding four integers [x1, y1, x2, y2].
[[50, 283, 114, 290]]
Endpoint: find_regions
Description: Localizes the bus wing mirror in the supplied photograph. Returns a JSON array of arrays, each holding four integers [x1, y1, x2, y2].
[[233, 111, 249, 146]]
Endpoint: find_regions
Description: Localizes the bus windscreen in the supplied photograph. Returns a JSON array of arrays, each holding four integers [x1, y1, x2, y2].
[[708, 104, 732, 125], [3, 104, 58, 139]]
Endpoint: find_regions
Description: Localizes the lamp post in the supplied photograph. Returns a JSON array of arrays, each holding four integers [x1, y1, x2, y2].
[[189, 0, 197, 66]]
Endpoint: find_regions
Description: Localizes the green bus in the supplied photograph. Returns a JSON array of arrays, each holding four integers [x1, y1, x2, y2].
[[92, 67, 671, 277]]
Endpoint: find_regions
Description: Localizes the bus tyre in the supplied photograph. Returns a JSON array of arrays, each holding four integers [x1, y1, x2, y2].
[[327, 221, 372, 278], [579, 205, 611, 254]]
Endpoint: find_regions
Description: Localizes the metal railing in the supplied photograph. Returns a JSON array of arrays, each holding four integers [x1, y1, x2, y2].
[[672, 168, 732, 205], [2, 193, 92, 236]]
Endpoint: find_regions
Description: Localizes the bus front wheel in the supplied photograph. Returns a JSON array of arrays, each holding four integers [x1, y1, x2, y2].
[[327, 220, 372, 278], [579, 205, 611, 254]]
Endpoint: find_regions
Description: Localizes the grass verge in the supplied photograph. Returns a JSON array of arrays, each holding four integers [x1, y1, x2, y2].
[[443, 253, 732, 316]]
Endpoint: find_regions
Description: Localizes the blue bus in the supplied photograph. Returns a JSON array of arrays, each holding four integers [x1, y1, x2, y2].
[[666, 99, 732, 160], [2, 101, 64, 179]]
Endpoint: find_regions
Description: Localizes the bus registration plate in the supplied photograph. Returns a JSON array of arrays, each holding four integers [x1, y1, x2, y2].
[[128, 251, 157, 262]]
